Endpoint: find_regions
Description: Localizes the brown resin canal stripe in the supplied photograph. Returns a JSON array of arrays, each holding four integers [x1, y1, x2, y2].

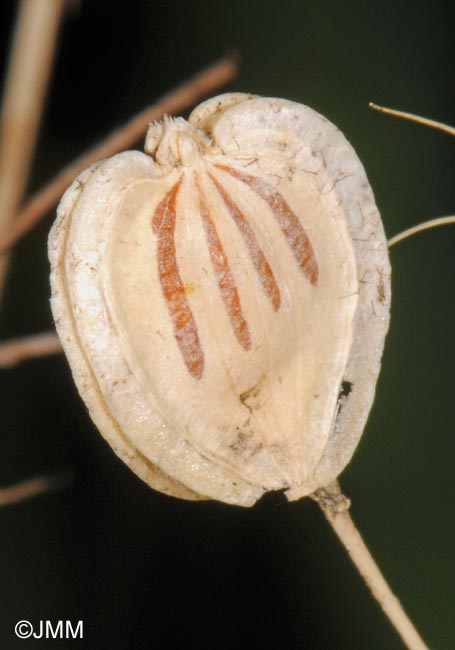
[[216, 164, 318, 285], [195, 173, 252, 351], [152, 177, 204, 380], [208, 172, 281, 310]]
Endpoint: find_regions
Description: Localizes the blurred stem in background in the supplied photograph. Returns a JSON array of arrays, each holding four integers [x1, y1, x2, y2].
[[0, 0, 66, 303]]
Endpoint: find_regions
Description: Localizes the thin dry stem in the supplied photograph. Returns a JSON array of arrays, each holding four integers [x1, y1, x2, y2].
[[0, 330, 62, 368], [369, 102, 455, 136], [0, 466, 73, 507], [314, 483, 429, 650], [0, 0, 65, 299], [371, 103, 455, 248], [0, 53, 238, 254], [388, 215, 455, 247]]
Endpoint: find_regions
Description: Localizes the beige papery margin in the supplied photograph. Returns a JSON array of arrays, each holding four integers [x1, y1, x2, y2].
[[0, 5, 443, 647]]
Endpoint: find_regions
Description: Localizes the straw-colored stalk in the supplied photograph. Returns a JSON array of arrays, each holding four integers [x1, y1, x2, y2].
[[0, 0, 66, 301]]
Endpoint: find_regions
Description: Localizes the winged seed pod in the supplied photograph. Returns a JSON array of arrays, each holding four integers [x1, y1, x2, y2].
[[48, 93, 390, 507]]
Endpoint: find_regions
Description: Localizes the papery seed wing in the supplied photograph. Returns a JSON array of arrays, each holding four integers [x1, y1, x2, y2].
[[49, 94, 390, 506]]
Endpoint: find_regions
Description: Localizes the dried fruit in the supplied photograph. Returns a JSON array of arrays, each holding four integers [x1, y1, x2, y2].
[[48, 93, 390, 506]]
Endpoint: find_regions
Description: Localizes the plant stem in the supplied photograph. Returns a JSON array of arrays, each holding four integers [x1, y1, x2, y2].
[[369, 102, 455, 136], [0, 330, 61, 368], [0, 53, 238, 254], [313, 482, 429, 650], [388, 215, 455, 247], [0, 467, 73, 507], [0, 0, 65, 302]]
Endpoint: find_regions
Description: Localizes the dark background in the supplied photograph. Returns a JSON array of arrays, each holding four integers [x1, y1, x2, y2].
[[0, 1, 454, 649]]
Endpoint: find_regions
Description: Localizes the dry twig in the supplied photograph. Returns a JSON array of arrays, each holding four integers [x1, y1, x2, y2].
[[370, 103, 455, 249], [0, 53, 238, 254], [0, 0, 66, 300], [370, 102, 455, 137], [388, 215, 455, 247], [0, 467, 74, 507], [314, 483, 428, 650], [0, 330, 61, 368]]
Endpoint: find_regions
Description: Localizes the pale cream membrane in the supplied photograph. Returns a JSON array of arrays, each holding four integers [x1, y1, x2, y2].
[[49, 94, 390, 506]]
